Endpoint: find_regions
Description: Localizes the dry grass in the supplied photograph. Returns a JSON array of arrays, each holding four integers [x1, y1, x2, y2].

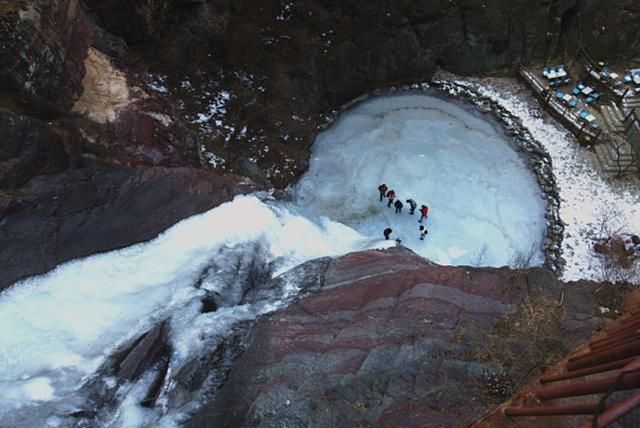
[[494, 297, 562, 341], [463, 297, 565, 374], [450, 321, 466, 344]]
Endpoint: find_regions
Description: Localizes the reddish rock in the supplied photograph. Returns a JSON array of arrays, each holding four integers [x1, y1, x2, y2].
[[0, 167, 259, 290], [73, 96, 202, 168], [188, 250, 621, 427]]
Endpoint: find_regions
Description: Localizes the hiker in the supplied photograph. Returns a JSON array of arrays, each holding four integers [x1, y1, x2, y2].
[[394, 199, 403, 213], [419, 205, 429, 223], [419, 225, 428, 240], [406, 199, 417, 215], [386, 190, 396, 208], [378, 184, 388, 202], [383, 227, 392, 240]]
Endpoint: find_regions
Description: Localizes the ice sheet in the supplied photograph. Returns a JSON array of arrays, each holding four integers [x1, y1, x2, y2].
[[294, 94, 547, 267]]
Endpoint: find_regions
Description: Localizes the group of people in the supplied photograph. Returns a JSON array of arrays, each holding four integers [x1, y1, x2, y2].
[[378, 184, 430, 242]]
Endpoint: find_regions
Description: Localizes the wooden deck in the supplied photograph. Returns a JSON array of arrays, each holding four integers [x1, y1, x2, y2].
[[519, 67, 640, 177], [519, 68, 601, 142]]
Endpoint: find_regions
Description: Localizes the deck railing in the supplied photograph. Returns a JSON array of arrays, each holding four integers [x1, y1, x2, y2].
[[505, 308, 640, 426], [576, 47, 628, 105]]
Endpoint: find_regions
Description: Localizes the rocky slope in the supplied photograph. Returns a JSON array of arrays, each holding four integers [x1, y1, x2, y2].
[[186, 248, 625, 428]]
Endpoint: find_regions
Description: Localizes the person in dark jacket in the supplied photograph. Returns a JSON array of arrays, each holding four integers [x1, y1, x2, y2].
[[419, 225, 428, 240], [394, 199, 403, 213], [386, 190, 396, 208], [378, 184, 388, 202], [406, 199, 417, 215], [419, 205, 429, 223], [383, 227, 392, 240]]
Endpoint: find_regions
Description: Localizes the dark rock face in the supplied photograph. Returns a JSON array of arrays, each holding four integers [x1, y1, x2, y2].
[[112, 0, 640, 187], [0, 167, 258, 291], [0, 112, 69, 189], [81, 0, 165, 44], [0, 0, 92, 115], [559, 0, 640, 64], [81, 0, 212, 45], [188, 249, 617, 427], [3, 1, 640, 189]]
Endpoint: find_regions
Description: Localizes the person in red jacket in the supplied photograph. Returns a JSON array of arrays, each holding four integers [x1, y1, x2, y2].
[[378, 184, 388, 202], [386, 190, 396, 208], [419, 205, 429, 223]]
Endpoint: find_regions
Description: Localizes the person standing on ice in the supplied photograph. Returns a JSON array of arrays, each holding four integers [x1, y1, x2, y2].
[[386, 190, 396, 207], [419, 225, 428, 240], [406, 199, 417, 215], [384, 227, 392, 240], [419, 205, 429, 223], [378, 184, 388, 202], [394, 199, 403, 213]]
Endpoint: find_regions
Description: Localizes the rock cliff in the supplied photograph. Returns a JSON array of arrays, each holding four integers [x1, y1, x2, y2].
[[187, 248, 624, 427]]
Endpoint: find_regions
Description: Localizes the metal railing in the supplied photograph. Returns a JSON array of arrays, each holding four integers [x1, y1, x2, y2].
[[623, 108, 640, 169], [576, 47, 629, 105], [504, 308, 640, 427]]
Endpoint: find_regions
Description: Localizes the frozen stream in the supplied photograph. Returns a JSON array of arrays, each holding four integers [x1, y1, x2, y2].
[[0, 92, 548, 427]]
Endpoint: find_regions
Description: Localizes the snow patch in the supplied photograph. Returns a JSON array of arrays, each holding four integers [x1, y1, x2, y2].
[[146, 74, 169, 94], [143, 112, 173, 127]]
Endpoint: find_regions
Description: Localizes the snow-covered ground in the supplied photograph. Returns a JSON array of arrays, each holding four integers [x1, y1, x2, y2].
[[294, 94, 547, 267], [445, 75, 640, 282], [1, 78, 638, 427]]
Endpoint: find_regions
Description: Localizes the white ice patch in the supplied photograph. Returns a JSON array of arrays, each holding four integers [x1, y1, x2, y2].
[[193, 91, 230, 124], [294, 94, 547, 267], [146, 74, 169, 94], [276, 1, 294, 21], [200, 146, 226, 169], [0, 195, 388, 426], [21, 377, 55, 402]]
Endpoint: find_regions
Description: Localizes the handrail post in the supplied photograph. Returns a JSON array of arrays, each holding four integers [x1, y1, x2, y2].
[[624, 108, 636, 123]]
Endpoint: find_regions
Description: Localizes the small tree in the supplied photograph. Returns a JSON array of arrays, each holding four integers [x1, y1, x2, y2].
[[509, 240, 540, 269], [591, 206, 638, 283], [471, 244, 488, 267]]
